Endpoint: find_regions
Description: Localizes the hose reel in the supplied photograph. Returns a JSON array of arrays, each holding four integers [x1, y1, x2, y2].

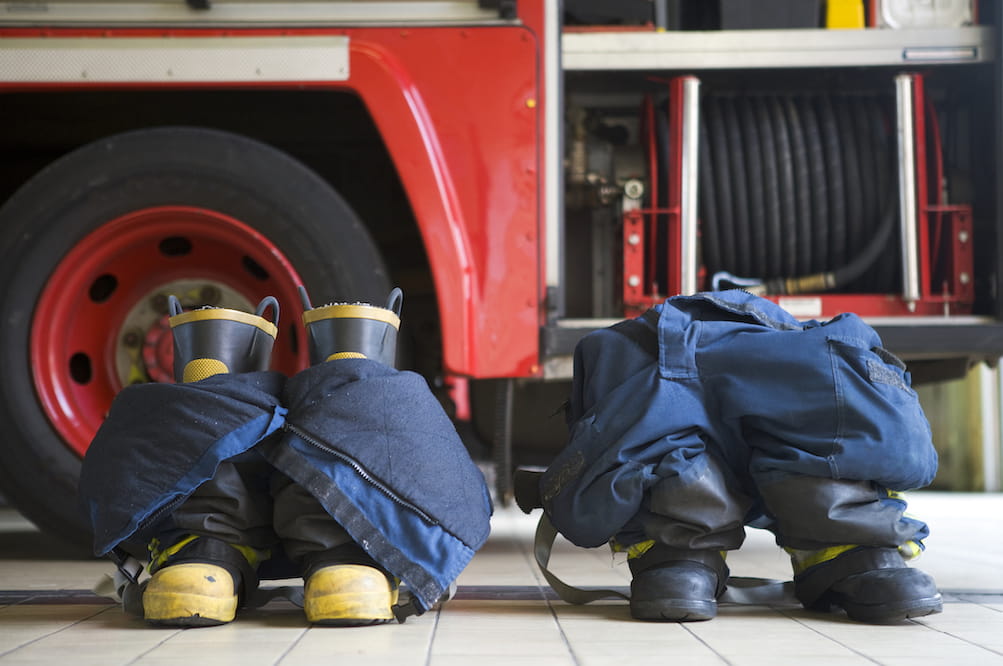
[[697, 91, 899, 296]]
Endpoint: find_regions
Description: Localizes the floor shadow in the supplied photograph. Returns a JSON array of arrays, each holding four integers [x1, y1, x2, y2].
[[0, 527, 94, 561]]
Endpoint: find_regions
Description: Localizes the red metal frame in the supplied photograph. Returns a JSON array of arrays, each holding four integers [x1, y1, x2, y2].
[[2, 14, 546, 380], [623, 80, 687, 316], [622, 72, 973, 321]]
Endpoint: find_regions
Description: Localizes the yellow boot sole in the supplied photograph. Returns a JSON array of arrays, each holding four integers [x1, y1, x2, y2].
[[304, 564, 398, 626], [143, 563, 238, 627]]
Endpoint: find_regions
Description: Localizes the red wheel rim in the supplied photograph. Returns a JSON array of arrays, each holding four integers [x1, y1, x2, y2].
[[32, 206, 309, 457]]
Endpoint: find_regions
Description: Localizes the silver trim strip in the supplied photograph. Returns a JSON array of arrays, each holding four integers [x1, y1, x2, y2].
[[564, 27, 994, 70], [0, 36, 350, 83], [0, 2, 500, 27]]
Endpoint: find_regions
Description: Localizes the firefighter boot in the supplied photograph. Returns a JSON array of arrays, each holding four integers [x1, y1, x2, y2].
[[167, 294, 279, 381], [792, 545, 943, 623], [143, 535, 261, 627], [301, 544, 399, 626], [143, 296, 280, 626], [627, 544, 729, 622], [298, 286, 403, 367]]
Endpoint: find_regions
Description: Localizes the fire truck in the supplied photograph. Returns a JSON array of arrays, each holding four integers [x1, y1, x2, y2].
[[0, 0, 1000, 549]]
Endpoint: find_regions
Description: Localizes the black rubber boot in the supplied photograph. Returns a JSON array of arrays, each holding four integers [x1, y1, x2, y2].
[[168, 295, 279, 381], [795, 547, 942, 623], [298, 286, 403, 367], [628, 545, 729, 622]]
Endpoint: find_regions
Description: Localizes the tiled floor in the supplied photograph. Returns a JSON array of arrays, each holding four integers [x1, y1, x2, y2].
[[1, 491, 1001, 665]]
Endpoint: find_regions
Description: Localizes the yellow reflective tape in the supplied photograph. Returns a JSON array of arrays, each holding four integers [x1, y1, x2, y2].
[[182, 358, 230, 382], [302, 303, 400, 328], [169, 307, 278, 338], [231, 543, 268, 568], [148, 534, 266, 571], [608, 539, 655, 559], [898, 540, 922, 560], [326, 351, 367, 361], [786, 544, 859, 574], [149, 534, 199, 573]]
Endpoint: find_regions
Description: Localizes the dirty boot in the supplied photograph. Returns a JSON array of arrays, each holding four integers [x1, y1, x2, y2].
[[141, 296, 280, 627], [793, 546, 942, 623], [143, 535, 259, 627], [301, 545, 398, 626], [304, 565, 399, 626], [628, 544, 729, 622]]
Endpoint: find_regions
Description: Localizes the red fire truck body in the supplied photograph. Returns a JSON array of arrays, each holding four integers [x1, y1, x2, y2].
[[0, 0, 1000, 546]]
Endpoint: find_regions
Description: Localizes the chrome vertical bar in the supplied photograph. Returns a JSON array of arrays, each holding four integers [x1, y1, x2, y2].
[[680, 76, 701, 295], [544, 0, 563, 314], [896, 73, 921, 308]]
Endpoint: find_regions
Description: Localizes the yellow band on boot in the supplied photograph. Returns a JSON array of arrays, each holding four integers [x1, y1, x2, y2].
[[149, 535, 201, 573], [182, 358, 230, 382], [326, 352, 367, 362], [148, 535, 267, 573], [786, 544, 859, 575], [610, 539, 655, 559]]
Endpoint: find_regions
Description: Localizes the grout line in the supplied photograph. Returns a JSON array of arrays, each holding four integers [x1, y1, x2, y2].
[[124, 624, 187, 666], [680, 623, 734, 665], [512, 518, 581, 666], [0, 604, 118, 660], [910, 616, 1003, 658], [273, 625, 311, 665], [776, 606, 885, 664]]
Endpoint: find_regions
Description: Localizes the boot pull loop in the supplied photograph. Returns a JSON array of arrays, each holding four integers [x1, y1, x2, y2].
[[255, 296, 280, 327], [297, 285, 314, 312], [385, 287, 404, 317], [168, 294, 184, 318]]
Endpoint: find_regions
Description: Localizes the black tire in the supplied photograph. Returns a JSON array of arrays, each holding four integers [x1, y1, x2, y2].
[[0, 126, 391, 551]]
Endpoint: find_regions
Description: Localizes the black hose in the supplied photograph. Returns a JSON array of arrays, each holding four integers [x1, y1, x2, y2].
[[770, 95, 798, 277], [723, 96, 752, 276], [707, 97, 737, 273], [754, 96, 783, 278], [784, 96, 813, 276], [738, 96, 768, 272], [835, 96, 865, 286], [799, 95, 829, 272], [699, 90, 899, 296], [698, 108, 723, 275], [816, 94, 847, 270]]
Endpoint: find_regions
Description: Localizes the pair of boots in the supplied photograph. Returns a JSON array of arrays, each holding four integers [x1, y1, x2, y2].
[[142, 535, 399, 627], [142, 288, 403, 627], [627, 542, 942, 624]]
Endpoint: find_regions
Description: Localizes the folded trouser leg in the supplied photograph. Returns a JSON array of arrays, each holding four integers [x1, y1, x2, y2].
[[624, 453, 751, 622], [168, 452, 277, 551], [639, 453, 752, 552], [755, 474, 926, 552], [144, 452, 276, 626], [271, 472, 397, 625]]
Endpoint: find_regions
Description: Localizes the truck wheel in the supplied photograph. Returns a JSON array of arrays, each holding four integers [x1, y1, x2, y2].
[[0, 127, 391, 552]]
